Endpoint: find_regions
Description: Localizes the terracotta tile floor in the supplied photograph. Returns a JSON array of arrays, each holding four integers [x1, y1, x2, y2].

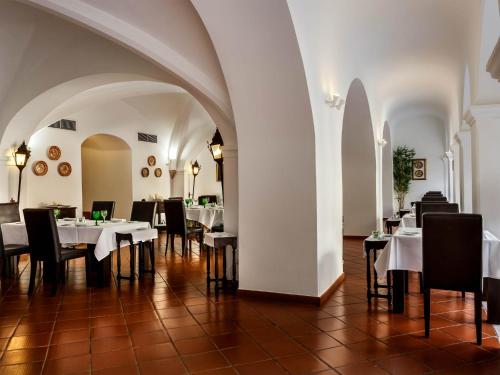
[[0, 237, 498, 374]]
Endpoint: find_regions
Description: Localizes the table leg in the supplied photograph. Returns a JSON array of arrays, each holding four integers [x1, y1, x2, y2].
[[486, 277, 500, 324], [222, 245, 227, 287], [392, 270, 405, 313], [2, 256, 18, 278], [206, 247, 211, 287], [214, 247, 219, 284], [365, 245, 372, 304], [86, 244, 111, 287], [232, 246, 237, 292]]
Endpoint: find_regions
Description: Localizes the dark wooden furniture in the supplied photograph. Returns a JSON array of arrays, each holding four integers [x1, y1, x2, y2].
[[399, 209, 410, 218], [364, 236, 392, 305], [416, 202, 458, 228], [44, 205, 76, 218], [116, 201, 156, 280], [204, 233, 238, 292], [421, 196, 447, 202], [385, 218, 400, 234], [0, 203, 30, 277], [164, 199, 203, 256], [23, 209, 89, 295], [422, 213, 483, 345], [91, 201, 115, 219]]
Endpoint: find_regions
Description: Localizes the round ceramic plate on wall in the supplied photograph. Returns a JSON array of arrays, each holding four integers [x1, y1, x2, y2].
[[32, 161, 48, 176], [141, 167, 149, 177], [154, 168, 162, 177], [48, 145, 61, 160], [147, 155, 156, 166], [58, 162, 72, 176]]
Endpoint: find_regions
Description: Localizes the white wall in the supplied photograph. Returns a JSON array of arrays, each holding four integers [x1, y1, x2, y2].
[[82, 135, 132, 219], [382, 123, 394, 217], [23, 100, 173, 215], [390, 114, 447, 207], [342, 80, 377, 236], [190, 147, 222, 201]]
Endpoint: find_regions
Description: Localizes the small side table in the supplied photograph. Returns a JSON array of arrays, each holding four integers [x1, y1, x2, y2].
[[204, 232, 238, 292], [364, 236, 392, 305], [385, 218, 401, 234]]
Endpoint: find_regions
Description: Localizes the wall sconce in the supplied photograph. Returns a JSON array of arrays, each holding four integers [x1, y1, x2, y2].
[[13, 141, 31, 203], [325, 93, 345, 110], [191, 160, 201, 198], [377, 138, 387, 147], [169, 170, 177, 179]]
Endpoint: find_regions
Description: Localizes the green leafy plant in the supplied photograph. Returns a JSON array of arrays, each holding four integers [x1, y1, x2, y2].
[[393, 145, 416, 211]]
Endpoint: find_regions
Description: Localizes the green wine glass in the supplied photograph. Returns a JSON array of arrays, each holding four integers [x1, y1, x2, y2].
[[92, 210, 101, 226]]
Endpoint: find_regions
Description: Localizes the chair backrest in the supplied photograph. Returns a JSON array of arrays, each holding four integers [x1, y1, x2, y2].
[[130, 201, 157, 227], [164, 199, 187, 235], [422, 213, 482, 292], [91, 201, 115, 218], [23, 209, 61, 263], [0, 203, 20, 224], [169, 197, 184, 200], [198, 195, 217, 204], [399, 209, 410, 218], [425, 191, 443, 195], [417, 202, 459, 228], [421, 196, 447, 202]]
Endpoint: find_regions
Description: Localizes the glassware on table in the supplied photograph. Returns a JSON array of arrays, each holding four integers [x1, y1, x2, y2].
[[371, 230, 381, 239], [92, 210, 101, 226], [100, 210, 108, 223], [53, 209, 61, 220]]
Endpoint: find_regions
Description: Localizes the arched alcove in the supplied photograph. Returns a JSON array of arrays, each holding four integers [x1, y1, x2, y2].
[[382, 121, 394, 218], [342, 79, 377, 236], [81, 134, 132, 219]]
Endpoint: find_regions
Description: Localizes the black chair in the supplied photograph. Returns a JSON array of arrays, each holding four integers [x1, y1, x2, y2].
[[425, 191, 443, 195], [416, 202, 458, 228], [91, 201, 115, 219], [0, 203, 30, 277], [198, 195, 217, 204], [154, 201, 167, 235], [422, 196, 447, 202], [399, 209, 410, 218], [164, 199, 203, 256], [422, 213, 483, 345], [23, 209, 89, 295], [116, 201, 157, 280]]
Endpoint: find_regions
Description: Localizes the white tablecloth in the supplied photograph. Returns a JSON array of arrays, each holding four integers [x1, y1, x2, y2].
[[401, 214, 416, 228], [374, 228, 500, 279], [186, 206, 224, 228], [1, 221, 157, 261]]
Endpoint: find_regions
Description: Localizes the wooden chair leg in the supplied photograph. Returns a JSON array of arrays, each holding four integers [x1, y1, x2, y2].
[[419, 273, 424, 293], [424, 288, 431, 338], [28, 257, 37, 296], [461, 291, 466, 299], [149, 241, 155, 274], [182, 236, 186, 257], [117, 247, 122, 279], [474, 291, 482, 345]]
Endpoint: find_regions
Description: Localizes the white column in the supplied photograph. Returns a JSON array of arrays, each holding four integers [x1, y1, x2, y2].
[[222, 144, 238, 280], [0, 157, 10, 202], [376, 138, 386, 231], [445, 151, 454, 203], [456, 128, 473, 213], [469, 104, 500, 236], [442, 155, 449, 201], [170, 170, 186, 198]]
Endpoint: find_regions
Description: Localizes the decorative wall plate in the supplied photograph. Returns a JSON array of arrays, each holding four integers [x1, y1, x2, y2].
[[154, 168, 162, 177], [147, 155, 156, 166], [58, 162, 72, 176], [141, 167, 150, 177], [32, 161, 48, 176], [48, 145, 61, 160]]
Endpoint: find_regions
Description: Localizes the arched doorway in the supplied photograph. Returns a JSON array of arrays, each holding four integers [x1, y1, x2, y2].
[[382, 121, 394, 218], [81, 134, 132, 219], [342, 79, 377, 236]]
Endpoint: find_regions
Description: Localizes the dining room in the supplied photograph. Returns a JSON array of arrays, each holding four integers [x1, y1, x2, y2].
[[0, 0, 500, 374]]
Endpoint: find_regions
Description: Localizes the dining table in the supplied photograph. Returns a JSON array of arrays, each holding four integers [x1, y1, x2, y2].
[[1, 219, 157, 287], [186, 205, 224, 229], [374, 227, 500, 323]]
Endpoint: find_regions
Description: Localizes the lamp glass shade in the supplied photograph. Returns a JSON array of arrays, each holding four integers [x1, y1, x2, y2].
[[192, 160, 200, 176], [210, 144, 223, 160], [15, 153, 27, 167], [14, 141, 30, 169]]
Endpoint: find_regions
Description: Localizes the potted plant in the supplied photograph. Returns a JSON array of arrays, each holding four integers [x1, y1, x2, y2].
[[393, 145, 416, 211]]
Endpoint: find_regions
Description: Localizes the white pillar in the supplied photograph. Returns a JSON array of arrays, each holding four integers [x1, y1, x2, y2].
[[170, 170, 186, 198], [456, 128, 473, 213], [222, 144, 238, 280], [376, 138, 386, 231], [0, 157, 10, 202], [469, 104, 500, 236], [445, 151, 454, 203]]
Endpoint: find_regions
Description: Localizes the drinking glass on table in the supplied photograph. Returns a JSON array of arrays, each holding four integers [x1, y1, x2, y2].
[[92, 210, 101, 226], [100, 210, 108, 223]]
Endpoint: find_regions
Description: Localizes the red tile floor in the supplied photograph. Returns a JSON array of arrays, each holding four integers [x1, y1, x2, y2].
[[0, 237, 499, 374]]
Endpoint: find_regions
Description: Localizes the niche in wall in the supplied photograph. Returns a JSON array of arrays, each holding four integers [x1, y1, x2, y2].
[[81, 134, 132, 219]]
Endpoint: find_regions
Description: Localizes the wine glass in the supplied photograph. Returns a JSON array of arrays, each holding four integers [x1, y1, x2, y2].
[[100, 210, 108, 223], [92, 210, 100, 226], [53, 209, 61, 221]]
